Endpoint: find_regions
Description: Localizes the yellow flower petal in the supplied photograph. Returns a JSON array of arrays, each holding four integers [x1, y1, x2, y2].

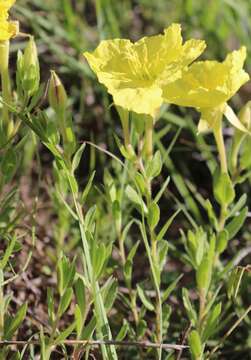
[[0, 0, 17, 40], [0, 0, 15, 20], [0, 20, 18, 41], [113, 86, 163, 118], [84, 24, 205, 116], [163, 47, 249, 109]]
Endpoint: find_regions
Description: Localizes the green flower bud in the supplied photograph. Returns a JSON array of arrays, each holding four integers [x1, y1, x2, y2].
[[17, 36, 40, 99], [48, 71, 67, 114]]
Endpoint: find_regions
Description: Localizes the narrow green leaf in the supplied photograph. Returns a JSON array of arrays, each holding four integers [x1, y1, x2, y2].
[[158, 239, 168, 271], [162, 275, 183, 303], [202, 303, 221, 341], [147, 202, 160, 230], [54, 321, 76, 345], [154, 176, 170, 203], [196, 255, 212, 295], [182, 288, 197, 325], [188, 330, 202, 359], [81, 316, 96, 340], [125, 185, 147, 214], [72, 143, 86, 173], [226, 206, 248, 239], [81, 171, 96, 203], [75, 278, 86, 317], [0, 235, 16, 269], [227, 194, 247, 219], [58, 288, 73, 317], [157, 209, 180, 242], [216, 229, 229, 254], [213, 171, 235, 207], [146, 150, 162, 178], [116, 320, 129, 341], [74, 305, 83, 338], [4, 303, 27, 340], [137, 284, 154, 311]]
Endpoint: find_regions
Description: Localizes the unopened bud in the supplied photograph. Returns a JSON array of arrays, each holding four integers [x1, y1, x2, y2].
[[17, 36, 40, 98], [48, 71, 67, 114], [23, 36, 38, 68]]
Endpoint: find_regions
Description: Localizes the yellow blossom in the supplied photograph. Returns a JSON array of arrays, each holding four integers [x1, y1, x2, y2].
[[0, 0, 18, 41], [83, 24, 206, 117], [163, 47, 250, 132]]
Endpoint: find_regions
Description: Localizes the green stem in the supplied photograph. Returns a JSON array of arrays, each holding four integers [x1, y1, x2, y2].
[[0, 41, 12, 138], [149, 224, 162, 349], [67, 174, 117, 360], [143, 117, 162, 357], [213, 122, 228, 174], [218, 203, 227, 231], [0, 270, 4, 341], [117, 229, 139, 326], [121, 115, 130, 151], [145, 117, 153, 160], [230, 137, 242, 174], [213, 122, 228, 230], [198, 290, 205, 333]]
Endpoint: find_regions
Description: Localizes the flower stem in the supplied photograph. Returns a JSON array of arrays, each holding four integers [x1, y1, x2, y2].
[[213, 122, 229, 230], [213, 122, 228, 174], [0, 41, 12, 138], [121, 114, 130, 151], [0, 270, 4, 341], [143, 116, 162, 357], [198, 289, 205, 332], [145, 117, 153, 159]]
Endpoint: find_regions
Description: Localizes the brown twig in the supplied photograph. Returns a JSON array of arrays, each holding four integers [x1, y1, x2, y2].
[[0, 339, 188, 351], [176, 323, 192, 360]]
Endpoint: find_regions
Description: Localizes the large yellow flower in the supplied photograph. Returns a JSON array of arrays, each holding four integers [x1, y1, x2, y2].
[[163, 47, 250, 132], [84, 24, 206, 117], [0, 0, 18, 41]]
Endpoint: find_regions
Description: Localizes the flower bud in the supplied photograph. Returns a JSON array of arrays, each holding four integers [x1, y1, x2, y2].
[[48, 71, 67, 114], [17, 36, 40, 98]]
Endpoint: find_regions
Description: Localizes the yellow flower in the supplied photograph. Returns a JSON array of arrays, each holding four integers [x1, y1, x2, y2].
[[0, 0, 18, 41], [163, 47, 250, 132], [84, 24, 206, 117]]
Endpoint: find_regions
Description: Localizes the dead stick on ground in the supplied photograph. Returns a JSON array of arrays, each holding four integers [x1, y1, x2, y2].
[[0, 340, 188, 351]]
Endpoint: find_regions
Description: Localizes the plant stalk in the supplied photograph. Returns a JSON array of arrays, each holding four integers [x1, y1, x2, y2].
[[213, 122, 228, 174], [213, 122, 228, 230], [67, 174, 117, 360], [145, 117, 153, 159], [143, 117, 162, 358], [0, 41, 12, 138]]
